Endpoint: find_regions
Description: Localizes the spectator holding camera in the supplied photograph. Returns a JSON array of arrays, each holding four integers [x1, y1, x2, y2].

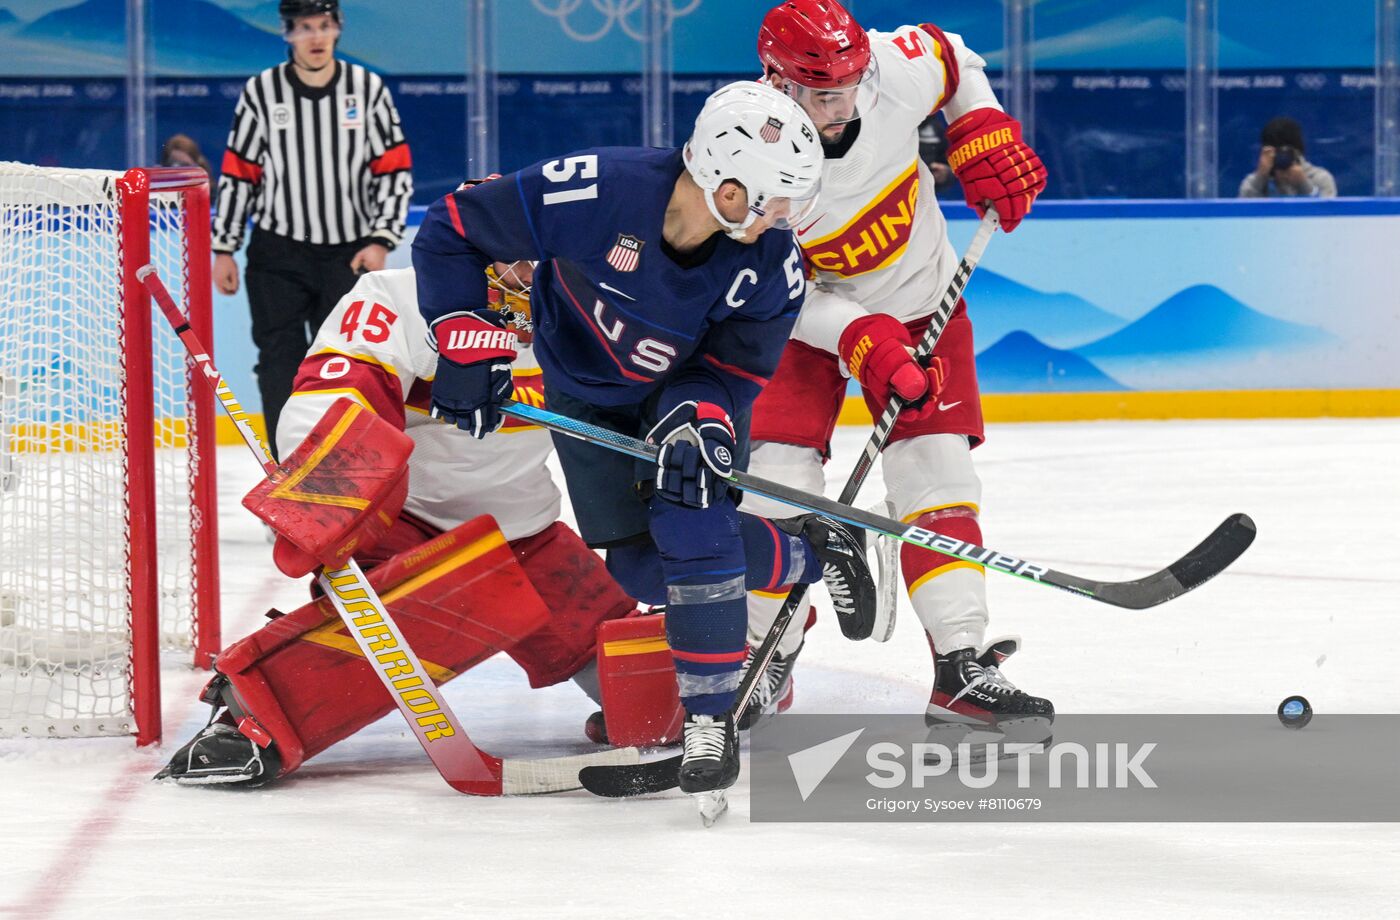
[[1239, 116, 1336, 198]]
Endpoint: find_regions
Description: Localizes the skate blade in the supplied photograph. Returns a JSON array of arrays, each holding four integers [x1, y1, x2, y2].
[[693, 790, 729, 827]]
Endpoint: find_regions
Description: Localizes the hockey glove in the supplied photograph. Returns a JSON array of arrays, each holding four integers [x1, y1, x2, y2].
[[646, 401, 737, 509], [839, 313, 947, 411], [428, 309, 517, 438], [946, 108, 1047, 232]]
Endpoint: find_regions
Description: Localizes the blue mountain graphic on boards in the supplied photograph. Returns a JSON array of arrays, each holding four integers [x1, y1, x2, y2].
[[976, 331, 1125, 393], [1077, 284, 1333, 358], [969, 270, 1127, 349]]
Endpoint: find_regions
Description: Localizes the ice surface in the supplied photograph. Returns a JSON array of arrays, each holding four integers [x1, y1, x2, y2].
[[3, 419, 1398, 918]]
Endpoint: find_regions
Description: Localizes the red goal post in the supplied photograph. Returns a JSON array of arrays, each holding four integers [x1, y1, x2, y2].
[[0, 164, 221, 746]]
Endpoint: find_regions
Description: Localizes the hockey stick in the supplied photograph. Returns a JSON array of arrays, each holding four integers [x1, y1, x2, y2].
[[137, 265, 637, 794], [578, 213, 1004, 797], [507, 397, 1254, 609]]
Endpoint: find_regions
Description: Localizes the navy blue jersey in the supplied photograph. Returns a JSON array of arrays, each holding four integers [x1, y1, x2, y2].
[[413, 147, 806, 416]]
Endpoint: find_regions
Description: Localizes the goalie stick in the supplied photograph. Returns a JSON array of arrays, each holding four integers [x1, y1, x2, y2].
[[137, 264, 637, 795], [498, 400, 1255, 796]]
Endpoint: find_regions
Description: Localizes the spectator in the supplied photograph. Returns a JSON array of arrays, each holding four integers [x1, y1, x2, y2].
[[1239, 116, 1337, 198], [159, 134, 211, 174], [211, 0, 413, 456], [917, 115, 956, 193]]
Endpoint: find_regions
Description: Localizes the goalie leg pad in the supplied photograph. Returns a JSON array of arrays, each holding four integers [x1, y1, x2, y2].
[[213, 515, 550, 777], [506, 521, 639, 688], [596, 612, 685, 747]]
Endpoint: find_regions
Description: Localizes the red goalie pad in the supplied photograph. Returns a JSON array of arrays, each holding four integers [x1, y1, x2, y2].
[[214, 516, 549, 776], [596, 613, 684, 748], [243, 398, 414, 577], [507, 521, 640, 688]]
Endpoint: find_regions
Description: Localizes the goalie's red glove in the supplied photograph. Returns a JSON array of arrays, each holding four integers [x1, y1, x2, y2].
[[839, 313, 947, 411], [242, 398, 413, 577], [946, 108, 1046, 232]]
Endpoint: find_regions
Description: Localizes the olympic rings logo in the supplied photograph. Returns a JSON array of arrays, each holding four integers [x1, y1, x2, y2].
[[531, 0, 703, 43]]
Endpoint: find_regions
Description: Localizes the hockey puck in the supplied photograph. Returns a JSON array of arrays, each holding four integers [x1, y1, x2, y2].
[[1277, 695, 1312, 729]]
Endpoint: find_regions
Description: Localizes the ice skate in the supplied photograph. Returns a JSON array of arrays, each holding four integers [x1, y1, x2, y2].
[[925, 638, 1054, 744]]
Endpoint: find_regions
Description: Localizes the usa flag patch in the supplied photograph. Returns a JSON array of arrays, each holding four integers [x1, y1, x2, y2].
[[606, 233, 644, 272], [760, 116, 783, 143]]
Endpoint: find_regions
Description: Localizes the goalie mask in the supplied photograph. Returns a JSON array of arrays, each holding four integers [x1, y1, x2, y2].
[[486, 260, 535, 341], [683, 81, 823, 241]]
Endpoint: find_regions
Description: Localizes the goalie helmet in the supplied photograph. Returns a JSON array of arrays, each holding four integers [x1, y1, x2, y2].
[[758, 0, 879, 128], [683, 81, 823, 240], [486, 261, 535, 341]]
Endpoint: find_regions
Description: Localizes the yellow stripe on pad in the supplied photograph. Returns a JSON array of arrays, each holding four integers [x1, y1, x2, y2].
[[601, 636, 671, 657], [908, 561, 985, 595], [301, 630, 456, 683], [751, 588, 790, 599], [267, 403, 371, 511], [298, 530, 508, 677]]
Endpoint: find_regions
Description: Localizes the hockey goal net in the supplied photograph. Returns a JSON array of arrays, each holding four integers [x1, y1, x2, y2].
[[0, 163, 220, 746]]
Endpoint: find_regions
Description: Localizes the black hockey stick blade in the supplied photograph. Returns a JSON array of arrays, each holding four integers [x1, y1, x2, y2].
[[1049, 512, 1257, 609], [580, 755, 682, 798]]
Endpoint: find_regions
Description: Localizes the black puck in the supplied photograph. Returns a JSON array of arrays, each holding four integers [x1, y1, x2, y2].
[[1277, 695, 1312, 729]]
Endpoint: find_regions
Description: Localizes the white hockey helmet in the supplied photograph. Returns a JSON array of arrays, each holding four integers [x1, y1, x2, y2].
[[683, 81, 823, 240]]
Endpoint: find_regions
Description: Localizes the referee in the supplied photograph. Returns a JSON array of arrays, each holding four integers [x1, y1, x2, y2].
[[212, 0, 413, 456]]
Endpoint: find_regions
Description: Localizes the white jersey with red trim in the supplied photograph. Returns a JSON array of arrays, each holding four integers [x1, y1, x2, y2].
[[275, 267, 561, 541], [789, 25, 1001, 355]]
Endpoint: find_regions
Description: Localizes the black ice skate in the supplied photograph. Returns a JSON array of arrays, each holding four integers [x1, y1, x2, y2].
[[679, 711, 739, 826], [737, 642, 800, 730], [154, 718, 282, 787], [777, 514, 877, 640], [925, 638, 1054, 744], [154, 673, 281, 787]]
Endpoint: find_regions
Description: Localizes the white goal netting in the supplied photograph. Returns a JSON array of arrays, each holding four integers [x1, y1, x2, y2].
[[0, 162, 210, 739]]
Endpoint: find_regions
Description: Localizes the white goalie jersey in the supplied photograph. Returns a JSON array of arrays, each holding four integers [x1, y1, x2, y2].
[[790, 25, 1001, 354], [275, 267, 561, 541]]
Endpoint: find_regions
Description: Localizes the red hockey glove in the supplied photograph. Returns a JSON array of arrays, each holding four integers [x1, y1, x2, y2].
[[839, 313, 947, 410], [242, 398, 413, 577], [946, 108, 1047, 232]]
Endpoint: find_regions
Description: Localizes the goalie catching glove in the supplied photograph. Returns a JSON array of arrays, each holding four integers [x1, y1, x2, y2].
[[646, 400, 737, 509], [428, 309, 518, 438], [945, 108, 1047, 232], [839, 312, 948, 413], [243, 398, 413, 578]]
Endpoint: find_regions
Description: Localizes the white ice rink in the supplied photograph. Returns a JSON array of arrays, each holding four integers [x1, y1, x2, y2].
[[3, 418, 1399, 918]]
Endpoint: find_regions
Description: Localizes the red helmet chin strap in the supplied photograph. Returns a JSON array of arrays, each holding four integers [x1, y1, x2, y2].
[[757, 0, 870, 89]]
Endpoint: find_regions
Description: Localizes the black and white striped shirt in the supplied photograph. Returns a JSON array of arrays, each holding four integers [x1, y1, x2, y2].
[[212, 61, 413, 253]]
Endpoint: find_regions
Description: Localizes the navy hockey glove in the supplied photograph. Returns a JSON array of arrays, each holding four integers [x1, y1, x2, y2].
[[428, 309, 518, 438], [646, 401, 737, 509]]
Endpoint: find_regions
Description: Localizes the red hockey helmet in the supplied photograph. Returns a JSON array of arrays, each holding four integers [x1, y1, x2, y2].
[[758, 1, 878, 129], [758, 0, 870, 88]]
